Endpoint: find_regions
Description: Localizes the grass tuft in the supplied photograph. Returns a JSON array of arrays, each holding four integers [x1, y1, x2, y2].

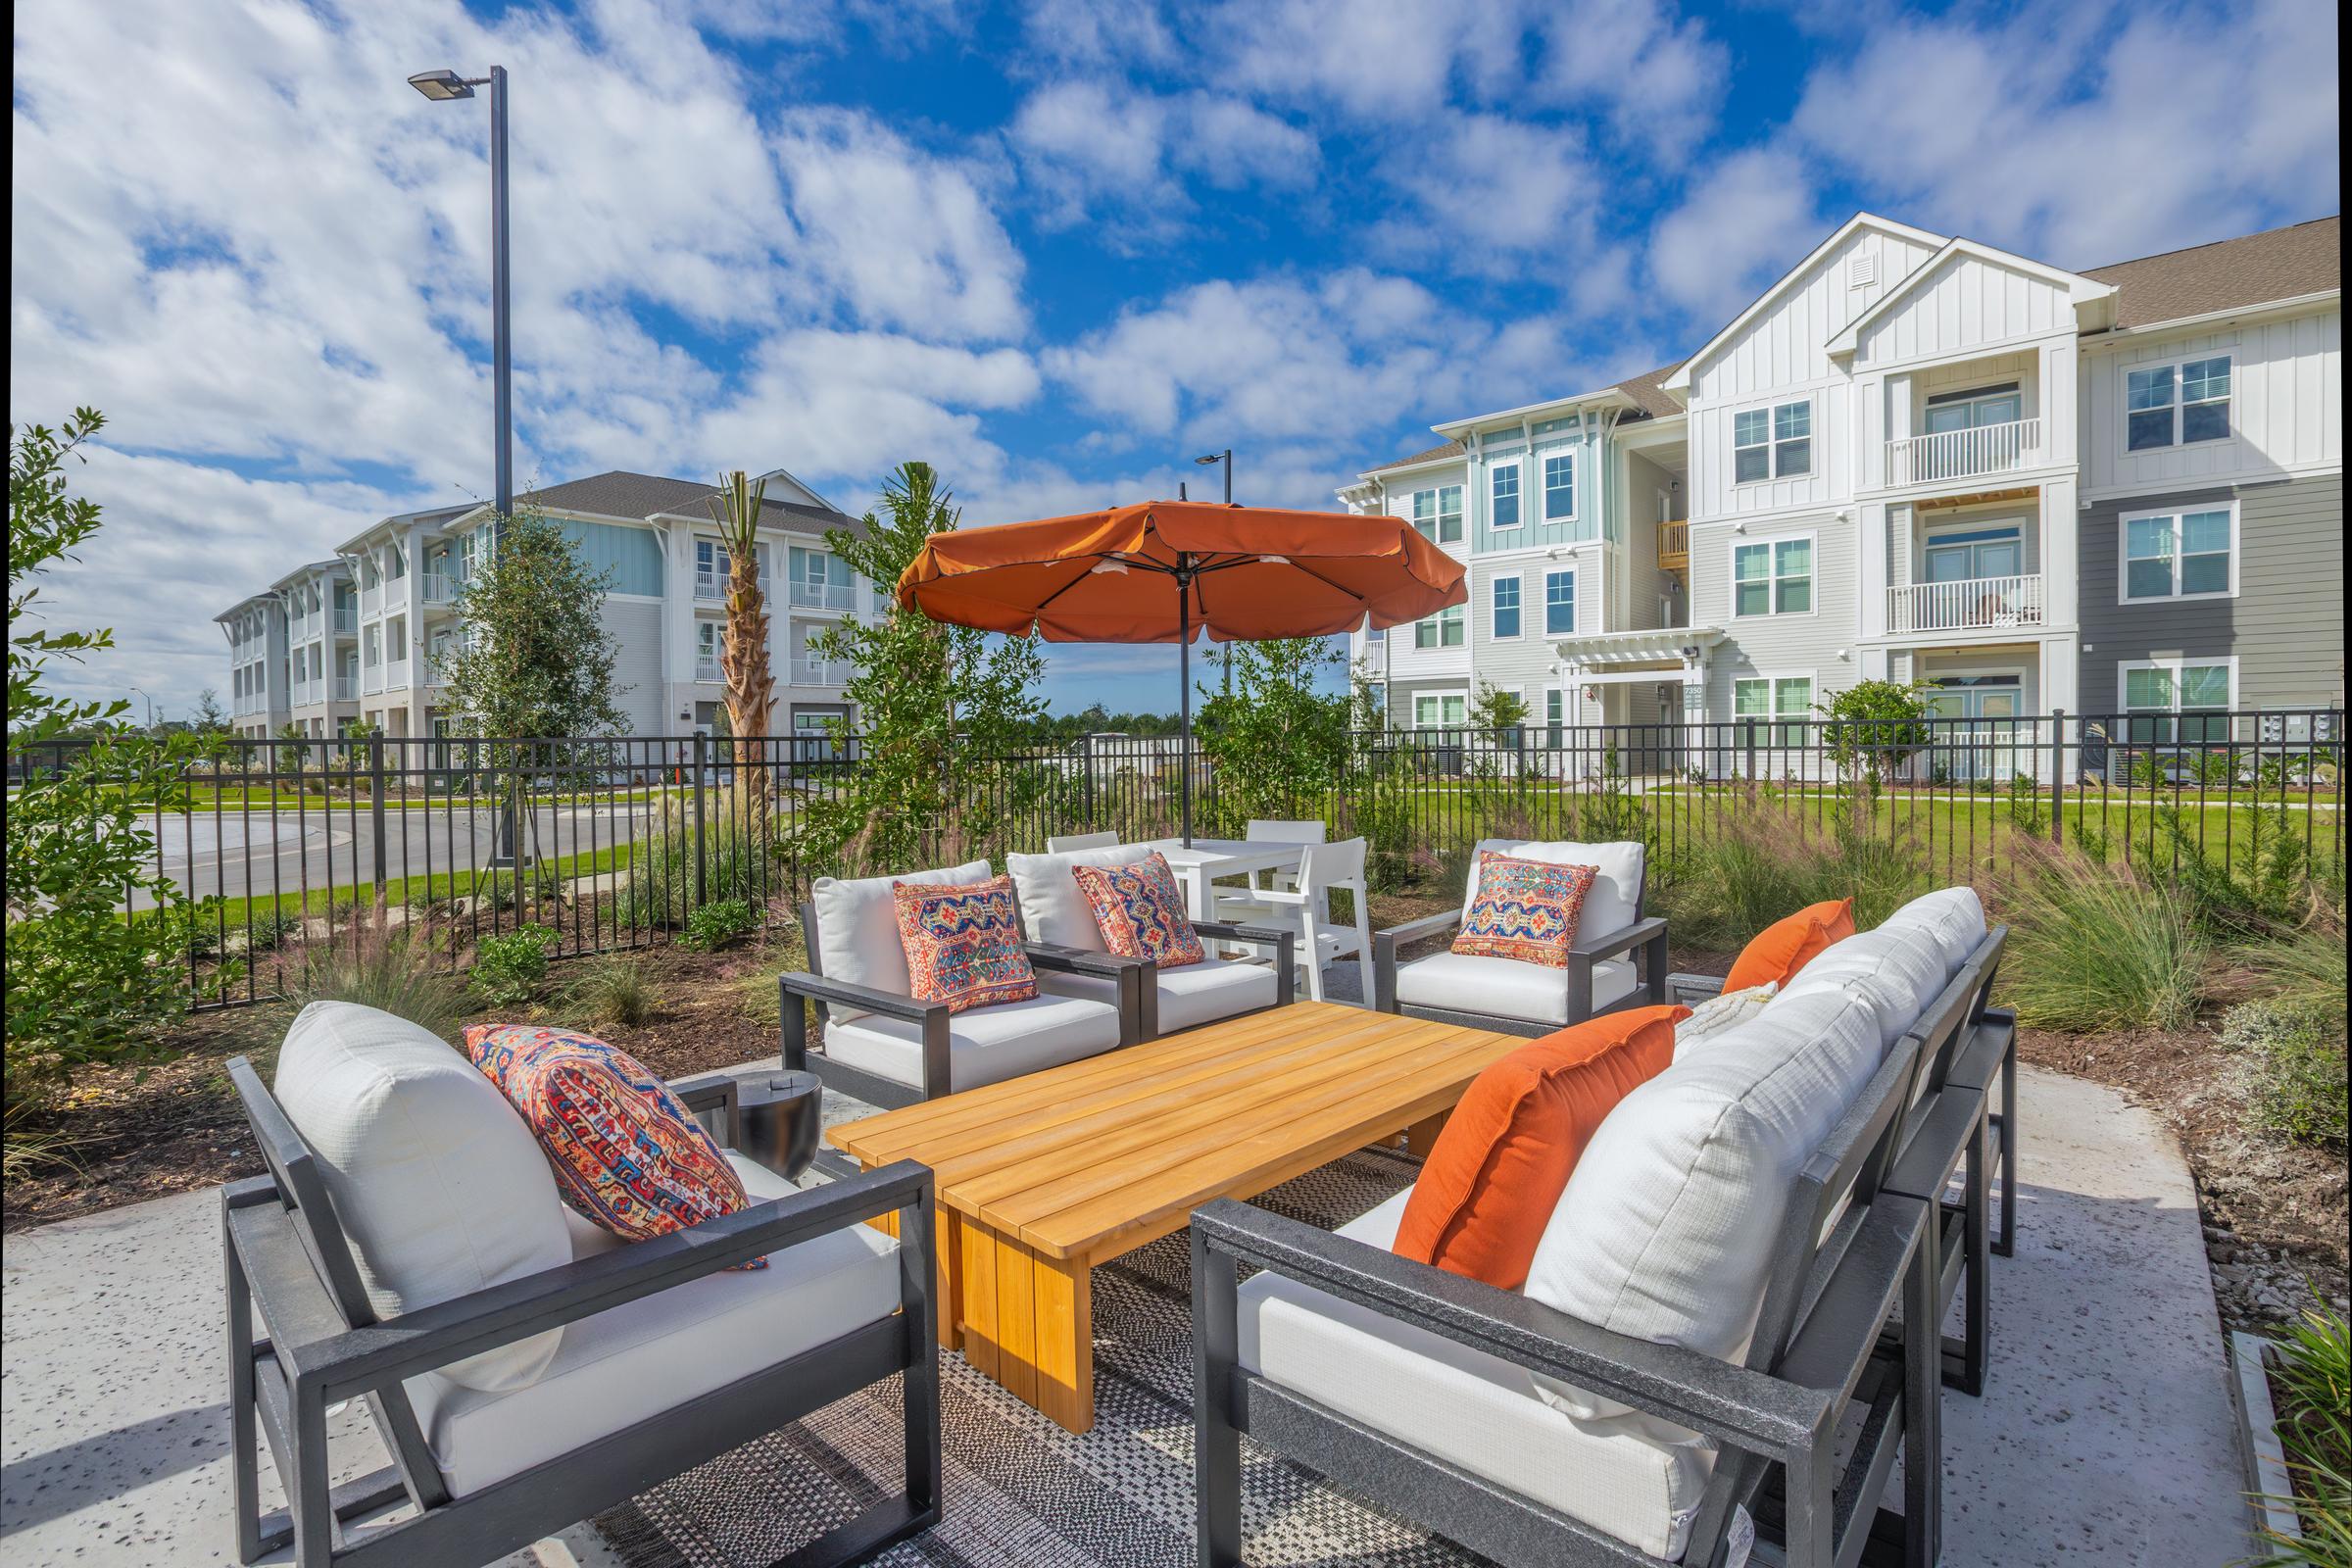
[[1998, 840, 2207, 1033], [568, 955, 660, 1031], [289, 904, 471, 1041]]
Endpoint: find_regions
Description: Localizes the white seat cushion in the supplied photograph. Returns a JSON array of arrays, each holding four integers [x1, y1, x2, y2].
[[820, 991, 1124, 1092], [1239, 1189, 1711, 1561], [1773, 925, 1950, 1056], [1672, 981, 1777, 1056], [1394, 950, 1636, 1026], [1005, 844, 1156, 950], [809, 859, 992, 1019], [412, 1152, 901, 1495], [272, 1002, 569, 1392], [1524, 988, 1885, 1429], [1879, 887, 1986, 973], [1039, 956, 1279, 1033], [1464, 838, 1644, 943]]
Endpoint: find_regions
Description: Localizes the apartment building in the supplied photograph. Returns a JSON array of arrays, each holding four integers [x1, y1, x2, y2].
[[1346, 214, 2341, 772], [219, 467, 873, 742], [214, 592, 290, 739]]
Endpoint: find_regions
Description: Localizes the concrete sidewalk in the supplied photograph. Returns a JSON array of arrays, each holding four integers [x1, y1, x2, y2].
[[0, 1064, 2253, 1566]]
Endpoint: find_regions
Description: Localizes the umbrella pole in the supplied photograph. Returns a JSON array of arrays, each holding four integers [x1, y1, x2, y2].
[[1177, 562, 1193, 847]]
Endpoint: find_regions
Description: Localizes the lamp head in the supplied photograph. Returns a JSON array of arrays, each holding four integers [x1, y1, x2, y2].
[[408, 69, 474, 101]]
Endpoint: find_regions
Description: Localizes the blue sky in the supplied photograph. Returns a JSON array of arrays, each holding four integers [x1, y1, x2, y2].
[[10, 0, 2338, 720]]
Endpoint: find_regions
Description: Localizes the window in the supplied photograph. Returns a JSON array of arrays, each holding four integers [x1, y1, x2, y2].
[[1735, 674, 1814, 748], [2122, 660, 2233, 745], [1542, 452, 1575, 521], [1414, 604, 1466, 649], [1544, 687, 1565, 743], [2122, 505, 2234, 601], [1492, 576, 1521, 639], [696, 621, 720, 673], [2127, 355, 2230, 450], [1413, 693, 1469, 729], [1544, 569, 1575, 635], [1923, 383, 2023, 433], [1410, 485, 1463, 545], [1490, 464, 1521, 530], [1731, 536, 1814, 617], [1734, 400, 1812, 482]]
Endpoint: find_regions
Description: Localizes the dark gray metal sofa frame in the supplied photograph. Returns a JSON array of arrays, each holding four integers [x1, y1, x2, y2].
[[1371, 862, 1668, 1035], [222, 1057, 941, 1568], [1194, 1023, 1944, 1568], [783, 896, 1295, 1110]]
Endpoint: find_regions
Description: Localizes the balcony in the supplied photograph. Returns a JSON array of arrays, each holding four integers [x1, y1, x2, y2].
[[1885, 417, 2041, 488], [791, 656, 845, 687], [696, 657, 722, 682], [695, 568, 770, 602], [332, 608, 357, 633], [384, 659, 412, 690], [421, 571, 462, 607], [1656, 519, 1689, 572], [359, 586, 382, 616], [333, 675, 358, 701], [1886, 573, 2046, 635], [789, 578, 857, 612]]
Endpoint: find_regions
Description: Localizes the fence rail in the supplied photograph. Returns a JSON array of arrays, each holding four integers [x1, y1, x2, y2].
[[7, 707, 2339, 1012]]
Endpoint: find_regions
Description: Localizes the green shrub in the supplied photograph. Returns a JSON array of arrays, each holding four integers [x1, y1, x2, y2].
[[246, 908, 303, 953], [2260, 1297, 2352, 1567], [568, 955, 659, 1031], [682, 898, 760, 952], [290, 909, 469, 1039], [471, 924, 558, 1007], [619, 791, 782, 929], [1999, 842, 2205, 1033], [2222, 997, 2349, 1151]]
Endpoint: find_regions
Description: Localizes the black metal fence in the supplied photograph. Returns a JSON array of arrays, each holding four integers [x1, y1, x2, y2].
[[9, 708, 2341, 1011]]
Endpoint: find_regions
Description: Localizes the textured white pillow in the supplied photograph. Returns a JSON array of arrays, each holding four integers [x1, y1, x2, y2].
[[1775, 925, 1950, 1055], [1463, 838, 1644, 942], [810, 858, 991, 1017], [1523, 988, 1885, 1428], [1005, 843, 1155, 950], [1672, 981, 1777, 1054], [1879, 887, 1986, 974], [271, 1003, 569, 1391]]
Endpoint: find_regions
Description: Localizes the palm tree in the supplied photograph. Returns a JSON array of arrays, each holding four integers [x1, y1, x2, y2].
[[706, 470, 776, 761]]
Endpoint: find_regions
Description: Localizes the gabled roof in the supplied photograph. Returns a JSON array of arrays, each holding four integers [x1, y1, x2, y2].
[[214, 591, 279, 622], [1661, 213, 1948, 394], [1360, 359, 1687, 480], [1361, 440, 1467, 476], [1612, 360, 1687, 419], [1826, 236, 2116, 356], [471, 470, 858, 536], [2082, 216, 2339, 328], [269, 559, 349, 594]]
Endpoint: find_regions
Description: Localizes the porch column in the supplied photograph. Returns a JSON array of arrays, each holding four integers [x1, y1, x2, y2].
[[2039, 473, 2079, 634]]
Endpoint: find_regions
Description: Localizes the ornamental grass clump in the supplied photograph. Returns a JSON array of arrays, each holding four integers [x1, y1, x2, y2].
[[289, 904, 469, 1040], [2258, 1297, 2352, 1568], [1998, 839, 2206, 1033], [1656, 802, 1925, 952]]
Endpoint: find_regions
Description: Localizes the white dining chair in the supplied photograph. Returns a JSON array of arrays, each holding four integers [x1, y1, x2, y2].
[[1046, 830, 1120, 853], [1243, 819, 1326, 895], [1214, 837, 1372, 1004]]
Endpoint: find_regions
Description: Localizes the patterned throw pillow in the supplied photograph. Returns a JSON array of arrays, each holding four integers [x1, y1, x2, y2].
[[465, 1025, 763, 1267], [1070, 851, 1205, 968], [891, 874, 1039, 1014], [1450, 850, 1598, 967], [1673, 980, 1779, 1054]]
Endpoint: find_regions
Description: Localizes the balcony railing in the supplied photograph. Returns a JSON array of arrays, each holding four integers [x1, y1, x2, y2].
[[789, 578, 858, 612], [791, 656, 844, 686], [696, 657, 722, 682], [332, 608, 357, 633], [384, 659, 412, 690], [421, 571, 462, 606], [1656, 519, 1689, 571], [694, 568, 769, 602], [359, 586, 382, 615], [1886, 572, 2046, 634], [333, 675, 358, 701], [1886, 416, 2041, 488]]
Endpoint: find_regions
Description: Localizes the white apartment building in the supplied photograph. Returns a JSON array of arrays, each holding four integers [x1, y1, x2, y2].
[[1346, 214, 2342, 774], [214, 592, 290, 740], [270, 559, 360, 739]]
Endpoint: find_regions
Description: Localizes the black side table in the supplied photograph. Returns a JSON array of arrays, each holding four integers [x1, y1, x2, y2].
[[733, 1069, 824, 1181]]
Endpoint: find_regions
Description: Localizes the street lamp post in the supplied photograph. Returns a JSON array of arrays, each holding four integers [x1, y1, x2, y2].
[[408, 66, 513, 543], [1194, 449, 1235, 695]]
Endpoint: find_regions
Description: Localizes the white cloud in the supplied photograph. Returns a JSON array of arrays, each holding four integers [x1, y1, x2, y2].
[[1381, 114, 1607, 275], [1010, 82, 1316, 233], [1646, 147, 1829, 322]]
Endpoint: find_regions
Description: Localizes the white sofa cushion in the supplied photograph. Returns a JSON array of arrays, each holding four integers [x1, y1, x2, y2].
[[1239, 1188, 1711, 1561], [1039, 956, 1278, 1033], [1880, 886, 1986, 973], [1524, 987, 1885, 1427], [1395, 949, 1636, 1026], [809, 859, 991, 1019], [1463, 838, 1644, 942], [1672, 981, 1777, 1055], [1005, 843, 1156, 950], [820, 991, 1124, 1092], [411, 1152, 901, 1494], [1773, 925, 1949, 1056], [272, 1002, 569, 1392]]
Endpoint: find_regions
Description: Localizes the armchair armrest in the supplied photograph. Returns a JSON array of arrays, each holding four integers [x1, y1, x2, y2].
[[1371, 910, 1461, 1013], [1193, 921, 1298, 1008], [1191, 1198, 1834, 1455], [1025, 943, 1148, 1044], [1566, 913, 1667, 963], [667, 1071, 742, 1149], [779, 971, 953, 1100], [1564, 913, 1671, 1019], [1667, 970, 1729, 1005], [279, 1160, 935, 1402]]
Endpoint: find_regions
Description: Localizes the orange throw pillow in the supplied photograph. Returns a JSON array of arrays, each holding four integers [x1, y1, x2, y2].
[[1722, 898, 1855, 993], [1394, 1004, 1688, 1290]]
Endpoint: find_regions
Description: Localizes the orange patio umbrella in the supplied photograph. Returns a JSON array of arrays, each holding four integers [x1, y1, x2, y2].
[[896, 499, 1467, 842]]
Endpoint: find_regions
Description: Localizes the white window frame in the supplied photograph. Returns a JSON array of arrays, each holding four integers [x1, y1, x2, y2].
[[1489, 462, 1523, 531], [2116, 500, 2238, 604], [1541, 450, 1576, 523], [2123, 352, 2232, 453], [1413, 603, 1467, 651], [1544, 567, 1576, 636], [1490, 573, 1523, 640], [1409, 485, 1464, 546], [1728, 531, 1818, 619], [1733, 669, 1817, 748], [1732, 398, 1813, 485], [1544, 685, 1567, 743], [1412, 689, 1470, 730], [2117, 656, 2237, 744]]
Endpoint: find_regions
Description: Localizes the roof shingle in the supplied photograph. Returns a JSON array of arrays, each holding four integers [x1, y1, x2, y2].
[[2084, 217, 2339, 329], [514, 470, 857, 533]]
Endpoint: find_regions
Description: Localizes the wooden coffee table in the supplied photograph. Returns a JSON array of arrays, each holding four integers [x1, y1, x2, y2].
[[829, 1000, 1522, 1432]]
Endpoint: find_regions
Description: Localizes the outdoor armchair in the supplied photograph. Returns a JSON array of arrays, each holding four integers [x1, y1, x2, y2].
[[1372, 838, 1667, 1035], [783, 858, 1144, 1109], [222, 1011, 941, 1568]]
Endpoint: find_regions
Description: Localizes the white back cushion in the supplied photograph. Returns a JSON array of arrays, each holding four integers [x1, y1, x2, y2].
[[1880, 886, 1986, 973], [1774, 925, 1949, 1055], [810, 859, 992, 1017], [1672, 981, 1777, 1056], [1523, 987, 1884, 1425], [1463, 838, 1644, 941], [272, 1003, 568, 1391], [1005, 843, 1155, 950]]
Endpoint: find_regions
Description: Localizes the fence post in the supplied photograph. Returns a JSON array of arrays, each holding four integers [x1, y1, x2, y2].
[[1079, 732, 1096, 831], [368, 735, 388, 895], [2048, 709, 2066, 845], [692, 730, 710, 910]]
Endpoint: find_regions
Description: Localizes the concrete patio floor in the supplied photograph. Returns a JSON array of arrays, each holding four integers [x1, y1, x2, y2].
[[0, 1061, 2255, 1567]]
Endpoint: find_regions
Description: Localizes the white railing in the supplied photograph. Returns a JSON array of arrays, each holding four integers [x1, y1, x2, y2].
[[694, 567, 770, 602], [384, 659, 412, 690], [359, 585, 382, 615], [333, 675, 358, 701], [789, 578, 857, 612], [421, 571, 461, 606], [1885, 416, 2041, 487], [332, 608, 357, 633], [696, 657, 722, 682], [1886, 573, 2046, 634], [791, 656, 843, 686]]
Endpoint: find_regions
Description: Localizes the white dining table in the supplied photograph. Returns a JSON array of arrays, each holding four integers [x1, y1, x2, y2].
[[1133, 836, 1316, 921]]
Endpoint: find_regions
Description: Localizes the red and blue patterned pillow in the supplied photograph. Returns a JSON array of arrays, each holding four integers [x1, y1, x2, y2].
[[464, 1025, 763, 1267], [1451, 851, 1597, 968], [891, 874, 1039, 1014], [1071, 851, 1205, 968]]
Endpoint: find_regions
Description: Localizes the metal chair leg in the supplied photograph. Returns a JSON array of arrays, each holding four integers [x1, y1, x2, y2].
[[1192, 1230, 1244, 1568]]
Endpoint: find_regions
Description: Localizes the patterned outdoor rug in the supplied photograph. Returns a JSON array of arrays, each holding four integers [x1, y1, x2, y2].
[[591, 1145, 1490, 1567]]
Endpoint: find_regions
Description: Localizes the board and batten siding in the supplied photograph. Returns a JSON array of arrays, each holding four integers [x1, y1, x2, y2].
[[1690, 514, 1857, 719], [2078, 472, 2345, 712], [2081, 308, 2341, 496], [1852, 253, 2075, 367]]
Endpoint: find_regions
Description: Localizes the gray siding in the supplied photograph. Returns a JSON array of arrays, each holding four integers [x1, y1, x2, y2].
[[602, 598, 668, 737], [2079, 472, 2343, 712], [1692, 514, 1859, 718]]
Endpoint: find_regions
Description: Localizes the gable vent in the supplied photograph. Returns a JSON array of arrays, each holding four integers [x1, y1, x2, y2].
[[1847, 253, 1879, 288]]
